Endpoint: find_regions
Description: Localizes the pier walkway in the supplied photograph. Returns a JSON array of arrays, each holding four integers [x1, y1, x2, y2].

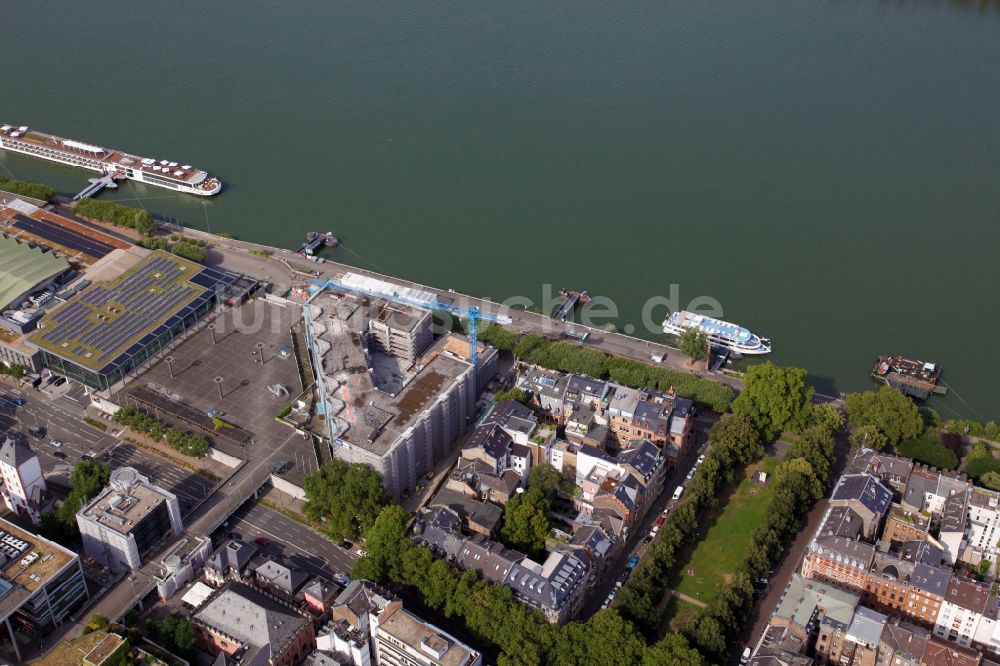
[[73, 172, 122, 200]]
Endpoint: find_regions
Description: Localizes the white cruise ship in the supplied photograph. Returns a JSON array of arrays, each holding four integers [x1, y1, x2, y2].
[[0, 123, 221, 196], [662, 310, 771, 355]]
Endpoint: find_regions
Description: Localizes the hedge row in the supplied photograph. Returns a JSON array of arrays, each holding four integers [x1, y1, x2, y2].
[[112, 407, 209, 457], [74, 198, 155, 235], [0, 176, 56, 201]]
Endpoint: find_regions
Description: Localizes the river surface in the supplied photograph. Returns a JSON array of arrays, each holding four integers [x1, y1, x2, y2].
[[3, 1, 999, 419]]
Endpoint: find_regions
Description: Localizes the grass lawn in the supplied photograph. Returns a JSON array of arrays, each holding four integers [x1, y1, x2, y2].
[[665, 456, 782, 610], [662, 595, 703, 633]]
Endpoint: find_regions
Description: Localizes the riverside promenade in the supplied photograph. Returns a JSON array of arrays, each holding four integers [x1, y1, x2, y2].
[[160, 222, 744, 394]]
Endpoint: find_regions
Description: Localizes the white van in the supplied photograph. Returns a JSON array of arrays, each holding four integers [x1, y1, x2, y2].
[[672, 485, 684, 501]]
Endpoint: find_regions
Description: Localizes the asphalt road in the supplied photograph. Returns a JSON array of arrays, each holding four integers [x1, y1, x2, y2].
[[0, 382, 215, 517], [216, 501, 358, 581]]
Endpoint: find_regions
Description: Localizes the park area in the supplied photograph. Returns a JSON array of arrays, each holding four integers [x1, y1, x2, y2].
[[661, 455, 783, 629]]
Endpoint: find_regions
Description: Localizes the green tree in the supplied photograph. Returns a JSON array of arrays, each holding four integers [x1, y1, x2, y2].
[[478, 323, 519, 352], [808, 403, 845, 435], [677, 328, 709, 362], [84, 613, 110, 634], [849, 424, 889, 452], [170, 241, 208, 263], [500, 487, 550, 558], [303, 461, 391, 540], [0, 363, 26, 379], [982, 472, 1000, 491], [494, 387, 528, 404], [0, 175, 57, 201], [844, 386, 924, 447], [732, 362, 813, 440], [643, 634, 707, 666], [551, 610, 647, 666], [352, 504, 412, 583], [71, 460, 111, 500], [527, 463, 564, 496]]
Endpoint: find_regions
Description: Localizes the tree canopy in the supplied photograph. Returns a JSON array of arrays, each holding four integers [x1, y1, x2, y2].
[[500, 487, 550, 559], [0, 175, 56, 201], [677, 328, 709, 362], [40, 460, 111, 547], [494, 387, 528, 404], [849, 424, 889, 452], [844, 386, 923, 447], [74, 198, 155, 235], [732, 362, 813, 440], [303, 460, 392, 540]]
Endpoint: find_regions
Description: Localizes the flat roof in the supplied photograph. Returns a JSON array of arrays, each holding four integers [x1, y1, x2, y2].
[[0, 516, 76, 621], [377, 604, 479, 666], [83, 633, 125, 665], [314, 292, 472, 456], [80, 469, 176, 535], [29, 250, 234, 371]]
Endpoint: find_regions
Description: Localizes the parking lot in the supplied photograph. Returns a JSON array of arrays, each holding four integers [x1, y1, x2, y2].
[[128, 300, 317, 480]]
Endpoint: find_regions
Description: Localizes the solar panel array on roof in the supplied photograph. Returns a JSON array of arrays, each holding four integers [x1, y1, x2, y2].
[[31, 252, 237, 372], [11, 213, 115, 259]]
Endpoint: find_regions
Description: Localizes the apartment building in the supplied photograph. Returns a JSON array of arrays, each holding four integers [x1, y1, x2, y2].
[[933, 578, 990, 648], [828, 474, 893, 541]]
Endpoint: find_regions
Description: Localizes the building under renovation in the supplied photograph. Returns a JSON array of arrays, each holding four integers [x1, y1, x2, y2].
[[305, 281, 496, 498]]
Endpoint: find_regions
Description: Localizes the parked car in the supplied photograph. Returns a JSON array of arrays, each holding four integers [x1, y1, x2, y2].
[[357, 549, 367, 558], [50, 439, 63, 448], [28, 426, 45, 438], [340, 540, 354, 550], [333, 573, 352, 586], [697, 454, 706, 464], [642, 535, 653, 544], [1, 395, 25, 406], [655, 516, 666, 527], [628, 555, 640, 568], [80, 455, 93, 462], [53, 451, 67, 459], [206, 408, 225, 418], [255, 537, 270, 548], [227, 532, 240, 540], [686, 468, 695, 480], [52, 376, 67, 387], [741, 647, 752, 664]]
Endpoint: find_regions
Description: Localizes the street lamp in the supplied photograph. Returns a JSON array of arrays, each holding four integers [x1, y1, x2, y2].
[[214, 376, 224, 400], [165, 356, 175, 378], [208, 323, 217, 345], [255, 342, 266, 364]]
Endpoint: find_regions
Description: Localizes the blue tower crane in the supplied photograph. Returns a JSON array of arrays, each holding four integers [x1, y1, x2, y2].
[[310, 278, 512, 382]]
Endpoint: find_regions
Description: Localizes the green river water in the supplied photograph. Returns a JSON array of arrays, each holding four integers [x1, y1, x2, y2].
[[3, 1, 999, 419]]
